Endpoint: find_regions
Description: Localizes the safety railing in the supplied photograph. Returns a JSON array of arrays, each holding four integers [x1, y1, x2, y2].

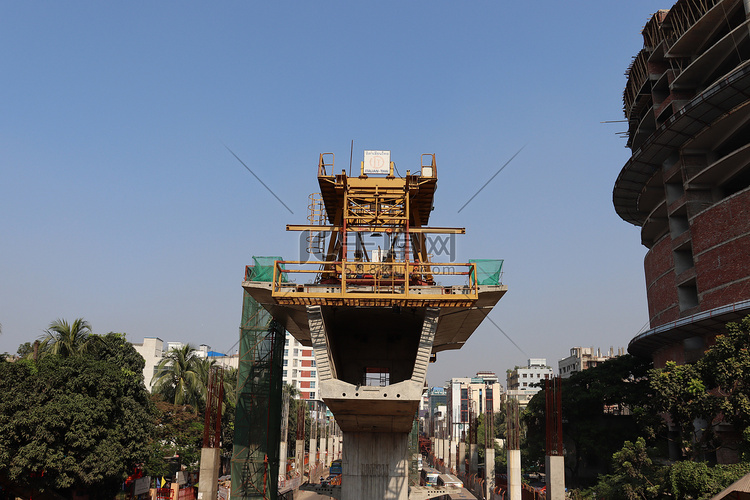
[[269, 260, 480, 304]]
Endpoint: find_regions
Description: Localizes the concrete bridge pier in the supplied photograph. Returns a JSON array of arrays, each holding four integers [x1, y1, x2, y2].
[[307, 305, 439, 500]]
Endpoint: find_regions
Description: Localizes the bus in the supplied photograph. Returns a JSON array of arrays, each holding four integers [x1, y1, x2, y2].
[[329, 459, 342, 477], [437, 474, 463, 488], [420, 466, 440, 486]]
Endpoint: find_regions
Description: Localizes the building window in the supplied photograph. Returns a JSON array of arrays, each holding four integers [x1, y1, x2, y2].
[[311, 360, 316, 367], [310, 381, 316, 388], [310, 392, 315, 399], [285, 338, 289, 346], [311, 371, 316, 378], [283, 370, 287, 377], [293, 349, 299, 356], [284, 349, 289, 357], [283, 360, 288, 366]]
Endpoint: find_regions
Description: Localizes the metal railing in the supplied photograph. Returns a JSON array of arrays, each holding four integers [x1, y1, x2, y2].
[[270, 260, 479, 303]]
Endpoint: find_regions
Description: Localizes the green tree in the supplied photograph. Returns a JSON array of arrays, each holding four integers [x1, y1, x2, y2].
[[648, 360, 717, 459], [664, 461, 750, 499], [38, 318, 96, 357], [700, 315, 750, 454], [148, 396, 205, 474], [16, 342, 34, 358], [589, 438, 665, 500], [0, 346, 154, 499], [152, 344, 205, 409], [523, 355, 657, 484]]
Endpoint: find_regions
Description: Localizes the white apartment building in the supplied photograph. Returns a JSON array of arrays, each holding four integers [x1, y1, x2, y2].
[[134, 333, 319, 398], [558, 347, 625, 379], [132, 337, 239, 392], [282, 331, 320, 401], [506, 358, 553, 408], [446, 371, 504, 439]]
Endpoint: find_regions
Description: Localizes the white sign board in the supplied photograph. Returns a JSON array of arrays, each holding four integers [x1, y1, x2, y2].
[[363, 150, 391, 175], [134, 476, 151, 496]]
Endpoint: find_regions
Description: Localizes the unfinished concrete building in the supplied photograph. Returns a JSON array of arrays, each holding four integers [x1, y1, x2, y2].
[[614, 0, 750, 370]]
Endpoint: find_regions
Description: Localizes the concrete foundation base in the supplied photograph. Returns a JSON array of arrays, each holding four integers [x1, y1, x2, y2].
[[507, 449, 521, 500], [198, 448, 220, 500], [341, 431, 409, 500], [546, 455, 565, 500]]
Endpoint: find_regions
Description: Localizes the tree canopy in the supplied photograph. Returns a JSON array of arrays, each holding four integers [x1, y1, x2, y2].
[[38, 318, 95, 358], [0, 332, 154, 499], [523, 354, 657, 484], [152, 343, 206, 409]]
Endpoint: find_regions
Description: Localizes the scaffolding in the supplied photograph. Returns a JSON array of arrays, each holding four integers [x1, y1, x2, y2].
[[231, 258, 286, 500]]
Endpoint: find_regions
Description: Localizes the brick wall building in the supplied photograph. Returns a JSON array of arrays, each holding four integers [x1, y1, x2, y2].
[[615, 0, 750, 369]]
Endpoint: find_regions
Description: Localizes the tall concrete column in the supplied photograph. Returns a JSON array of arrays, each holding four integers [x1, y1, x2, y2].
[[305, 305, 440, 500], [458, 441, 466, 475], [507, 449, 521, 500], [445, 439, 452, 470], [485, 447, 495, 499], [342, 432, 409, 500], [546, 455, 565, 500], [469, 444, 478, 476]]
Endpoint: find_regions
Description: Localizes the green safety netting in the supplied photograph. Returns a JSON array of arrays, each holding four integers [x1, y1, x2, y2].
[[248, 256, 284, 282], [231, 284, 284, 499], [469, 259, 504, 286]]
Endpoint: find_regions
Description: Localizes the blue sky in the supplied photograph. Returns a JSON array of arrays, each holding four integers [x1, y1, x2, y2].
[[1, 2, 664, 386]]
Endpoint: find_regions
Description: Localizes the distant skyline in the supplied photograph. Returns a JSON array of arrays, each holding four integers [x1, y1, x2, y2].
[[1, 2, 665, 387]]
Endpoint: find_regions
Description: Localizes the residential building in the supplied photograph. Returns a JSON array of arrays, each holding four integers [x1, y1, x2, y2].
[[558, 347, 626, 379], [506, 358, 553, 408], [427, 386, 448, 436], [133, 332, 319, 399], [282, 331, 320, 401], [132, 337, 238, 392], [446, 372, 503, 439]]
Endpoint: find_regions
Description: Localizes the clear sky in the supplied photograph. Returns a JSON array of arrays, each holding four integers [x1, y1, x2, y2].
[[1, 2, 665, 387]]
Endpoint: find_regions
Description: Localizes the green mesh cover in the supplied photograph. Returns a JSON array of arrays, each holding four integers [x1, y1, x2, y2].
[[231, 289, 285, 500], [247, 256, 284, 282], [469, 259, 504, 285]]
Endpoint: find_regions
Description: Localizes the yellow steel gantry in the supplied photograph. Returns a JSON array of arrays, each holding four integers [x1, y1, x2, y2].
[[274, 152, 480, 307]]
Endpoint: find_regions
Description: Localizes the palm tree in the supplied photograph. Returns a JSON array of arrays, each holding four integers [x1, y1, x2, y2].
[[38, 318, 95, 357], [152, 344, 205, 409]]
